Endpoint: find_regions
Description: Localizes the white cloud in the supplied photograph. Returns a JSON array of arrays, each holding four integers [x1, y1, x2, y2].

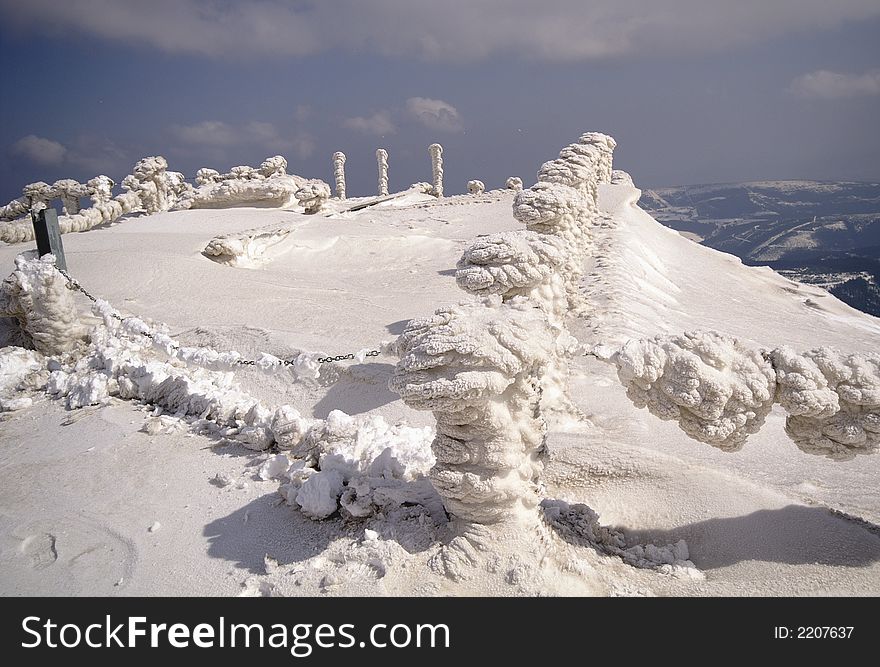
[[2, 1, 879, 62], [168, 120, 316, 160], [169, 120, 238, 146], [789, 70, 880, 99], [406, 97, 463, 132], [342, 111, 397, 136], [10, 135, 67, 165]]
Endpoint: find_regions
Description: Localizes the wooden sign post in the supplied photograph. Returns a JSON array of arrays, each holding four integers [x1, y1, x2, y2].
[[32, 208, 68, 272]]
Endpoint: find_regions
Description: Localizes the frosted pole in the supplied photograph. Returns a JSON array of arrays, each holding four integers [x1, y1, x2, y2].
[[332, 151, 346, 200], [429, 143, 443, 198], [376, 148, 389, 196]]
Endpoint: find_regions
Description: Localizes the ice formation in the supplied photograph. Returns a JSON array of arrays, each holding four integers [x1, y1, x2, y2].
[[390, 298, 559, 525], [274, 410, 443, 521], [455, 231, 568, 316], [295, 180, 332, 214], [87, 175, 115, 206], [0, 346, 44, 412], [22, 182, 53, 214], [181, 158, 305, 210], [513, 182, 593, 310], [0, 252, 87, 355], [610, 170, 635, 187], [579, 132, 617, 184], [467, 180, 485, 195], [90, 295, 322, 381], [228, 165, 258, 180], [195, 168, 221, 186], [505, 177, 523, 191], [429, 143, 443, 198], [332, 152, 346, 200], [130, 156, 173, 214], [258, 155, 288, 179], [607, 331, 776, 451], [0, 197, 29, 221], [376, 149, 389, 196], [771, 347, 880, 460], [52, 179, 87, 215]]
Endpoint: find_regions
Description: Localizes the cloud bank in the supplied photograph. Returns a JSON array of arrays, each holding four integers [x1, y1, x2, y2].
[[3, 1, 879, 62], [789, 70, 880, 99], [11, 135, 67, 166]]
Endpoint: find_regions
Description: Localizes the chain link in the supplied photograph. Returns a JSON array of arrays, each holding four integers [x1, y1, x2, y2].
[[56, 266, 382, 366]]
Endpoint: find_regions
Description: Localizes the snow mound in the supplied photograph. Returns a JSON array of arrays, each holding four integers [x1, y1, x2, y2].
[[273, 410, 443, 521]]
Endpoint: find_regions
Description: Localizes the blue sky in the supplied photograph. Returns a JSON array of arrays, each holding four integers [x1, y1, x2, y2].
[[1, 1, 879, 203]]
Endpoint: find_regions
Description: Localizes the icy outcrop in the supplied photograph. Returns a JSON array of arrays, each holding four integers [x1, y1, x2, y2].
[[165, 171, 192, 201], [579, 132, 616, 184], [772, 347, 880, 460], [183, 175, 305, 210], [22, 182, 53, 214], [429, 144, 443, 197], [1, 179, 144, 245], [513, 182, 593, 310], [332, 152, 346, 200], [228, 165, 258, 180], [53, 179, 87, 215], [130, 156, 172, 213], [611, 170, 634, 187], [295, 179, 332, 214], [505, 177, 523, 191], [607, 331, 776, 451], [274, 410, 443, 521], [0, 197, 29, 222], [455, 231, 567, 314], [182, 158, 305, 210], [0, 252, 87, 355], [258, 155, 287, 179], [195, 168, 221, 186], [376, 149, 389, 196], [390, 298, 559, 525], [87, 175, 115, 206], [467, 180, 485, 195]]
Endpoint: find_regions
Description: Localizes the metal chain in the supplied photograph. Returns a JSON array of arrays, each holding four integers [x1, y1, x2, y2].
[[55, 266, 381, 365]]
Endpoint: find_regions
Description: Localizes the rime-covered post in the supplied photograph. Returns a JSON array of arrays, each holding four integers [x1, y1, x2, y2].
[[376, 148, 389, 196], [332, 151, 346, 200], [429, 143, 443, 198]]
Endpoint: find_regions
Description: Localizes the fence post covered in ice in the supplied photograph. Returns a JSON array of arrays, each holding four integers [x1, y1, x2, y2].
[[429, 143, 443, 197], [390, 299, 556, 528], [391, 132, 617, 549], [87, 176, 115, 207], [332, 152, 346, 200], [53, 180, 86, 216], [376, 148, 389, 196], [0, 252, 86, 355]]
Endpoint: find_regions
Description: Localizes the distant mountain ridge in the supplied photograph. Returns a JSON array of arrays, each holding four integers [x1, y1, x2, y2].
[[639, 180, 880, 317]]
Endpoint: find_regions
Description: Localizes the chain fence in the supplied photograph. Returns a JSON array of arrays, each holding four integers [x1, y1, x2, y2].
[[56, 266, 384, 370]]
